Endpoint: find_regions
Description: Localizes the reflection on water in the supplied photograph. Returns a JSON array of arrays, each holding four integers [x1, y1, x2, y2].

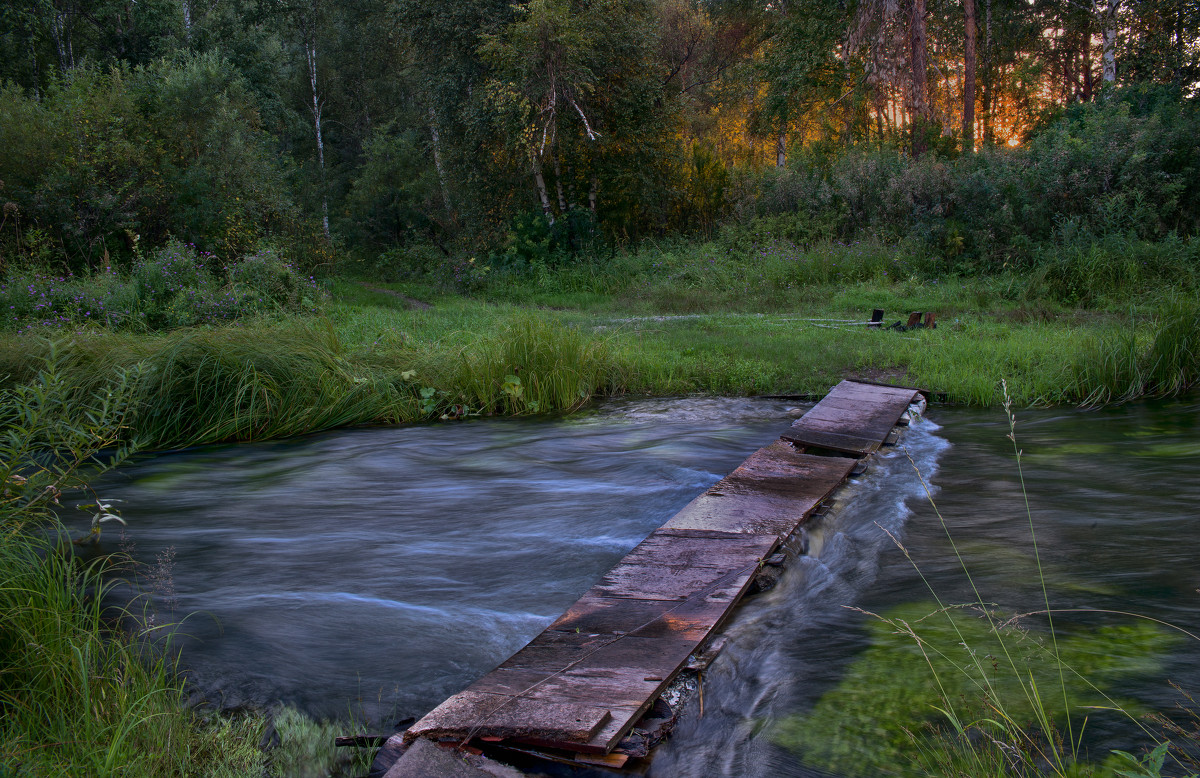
[[95, 396, 1200, 776]]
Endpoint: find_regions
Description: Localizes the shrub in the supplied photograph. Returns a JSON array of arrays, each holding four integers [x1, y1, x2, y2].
[[227, 247, 320, 313], [0, 241, 323, 334]]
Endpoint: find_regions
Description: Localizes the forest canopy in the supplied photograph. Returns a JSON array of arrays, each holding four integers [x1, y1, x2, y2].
[[1, 0, 1198, 271]]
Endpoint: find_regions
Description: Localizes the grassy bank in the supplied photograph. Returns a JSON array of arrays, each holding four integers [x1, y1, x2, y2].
[[0, 361, 373, 777], [4, 256, 1197, 452]]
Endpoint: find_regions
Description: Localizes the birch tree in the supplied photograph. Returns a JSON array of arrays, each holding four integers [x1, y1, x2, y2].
[[480, 0, 604, 223]]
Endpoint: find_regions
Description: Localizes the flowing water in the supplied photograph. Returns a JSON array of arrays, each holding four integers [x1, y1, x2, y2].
[[92, 396, 1200, 776]]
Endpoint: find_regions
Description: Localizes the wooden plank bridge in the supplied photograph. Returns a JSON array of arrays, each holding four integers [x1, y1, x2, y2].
[[379, 380, 923, 776]]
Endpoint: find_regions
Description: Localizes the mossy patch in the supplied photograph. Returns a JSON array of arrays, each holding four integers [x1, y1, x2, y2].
[[773, 602, 1176, 777]]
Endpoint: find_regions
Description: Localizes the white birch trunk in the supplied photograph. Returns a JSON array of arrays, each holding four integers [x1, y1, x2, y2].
[[1100, 0, 1117, 87], [553, 156, 568, 213], [306, 39, 330, 241], [51, 10, 74, 72], [531, 153, 553, 224], [776, 131, 786, 168]]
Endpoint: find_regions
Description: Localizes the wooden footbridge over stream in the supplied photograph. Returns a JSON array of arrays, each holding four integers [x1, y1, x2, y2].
[[374, 380, 925, 777]]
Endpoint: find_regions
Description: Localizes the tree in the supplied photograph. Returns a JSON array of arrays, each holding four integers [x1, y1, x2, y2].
[[963, 0, 976, 149], [480, 0, 604, 221], [757, 0, 848, 165], [909, 0, 931, 155]]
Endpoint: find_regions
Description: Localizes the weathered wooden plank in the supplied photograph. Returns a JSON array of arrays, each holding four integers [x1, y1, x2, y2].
[[780, 427, 882, 456], [548, 596, 675, 636], [404, 691, 612, 744], [548, 592, 735, 642], [617, 531, 777, 568], [783, 380, 919, 455], [514, 706, 640, 755], [592, 559, 754, 601], [662, 443, 856, 534], [496, 632, 611, 674], [466, 667, 665, 710]]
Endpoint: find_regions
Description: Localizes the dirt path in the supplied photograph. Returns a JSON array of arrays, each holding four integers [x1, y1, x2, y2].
[[355, 282, 433, 310]]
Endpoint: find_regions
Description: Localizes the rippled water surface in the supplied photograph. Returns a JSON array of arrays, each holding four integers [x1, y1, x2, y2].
[[94, 396, 1200, 775]]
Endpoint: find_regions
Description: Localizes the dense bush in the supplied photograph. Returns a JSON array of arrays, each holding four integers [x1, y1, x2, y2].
[[0, 54, 303, 272], [0, 241, 322, 333]]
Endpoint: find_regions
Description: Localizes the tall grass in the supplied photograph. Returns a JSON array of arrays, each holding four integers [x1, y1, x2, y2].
[[0, 352, 267, 776], [0, 532, 270, 776], [132, 323, 404, 446], [1073, 299, 1200, 405], [422, 313, 624, 415], [2, 265, 1197, 457], [0, 350, 377, 777]]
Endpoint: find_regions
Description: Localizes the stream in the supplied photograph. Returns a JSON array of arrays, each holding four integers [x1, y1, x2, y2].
[[92, 396, 1200, 776]]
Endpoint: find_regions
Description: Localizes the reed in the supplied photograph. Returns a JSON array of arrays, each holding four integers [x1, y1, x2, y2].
[[1072, 298, 1200, 405], [130, 323, 402, 446], [0, 357, 270, 776]]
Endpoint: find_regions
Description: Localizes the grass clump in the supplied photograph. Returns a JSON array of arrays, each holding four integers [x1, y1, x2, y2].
[[131, 323, 403, 446], [0, 348, 374, 777], [0, 533, 271, 777], [1072, 298, 1200, 405], [773, 603, 1175, 778], [0, 352, 265, 776], [426, 312, 623, 415]]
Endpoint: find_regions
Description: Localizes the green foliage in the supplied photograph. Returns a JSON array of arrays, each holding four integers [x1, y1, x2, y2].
[[0, 55, 302, 271], [0, 240, 322, 333], [266, 707, 372, 778], [0, 350, 273, 777], [724, 90, 1200, 276], [419, 313, 621, 416], [0, 345, 138, 530], [1073, 297, 1200, 404], [343, 127, 437, 250], [125, 324, 401, 446], [774, 603, 1175, 778], [673, 144, 730, 235]]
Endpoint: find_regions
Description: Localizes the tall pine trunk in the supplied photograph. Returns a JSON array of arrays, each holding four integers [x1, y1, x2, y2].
[[962, 0, 976, 151], [909, 0, 930, 156]]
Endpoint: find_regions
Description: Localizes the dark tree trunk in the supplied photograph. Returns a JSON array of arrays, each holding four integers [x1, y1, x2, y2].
[[981, 0, 994, 144], [909, 0, 930, 156], [962, 0, 977, 151]]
